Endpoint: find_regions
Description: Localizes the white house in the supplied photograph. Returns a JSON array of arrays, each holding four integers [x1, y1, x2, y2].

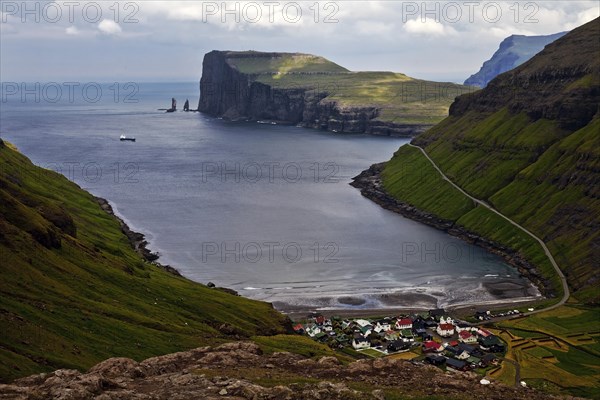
[[352, 336, 370, 350], [355, 319, 372, 328], [440, 316, 454, 325], [436, 323, 455, 337], [374, 321, 391, 333], [306, 324, 321, 337]]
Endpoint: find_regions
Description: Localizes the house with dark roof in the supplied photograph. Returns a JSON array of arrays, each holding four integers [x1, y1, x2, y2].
[[457, 343, 477, 354], [429, 309, 446, 319], [414, 328, 431, 341], [479, 335, 505, 353], [387, 340, 411, 352], [352, 335, 370, 350], [445, 345, 470, 360], [446, 358, 468, 371], [425, 355, 446, 366]]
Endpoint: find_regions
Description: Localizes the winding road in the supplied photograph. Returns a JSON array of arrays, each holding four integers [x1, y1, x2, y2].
[[407, 143, 570, 317]]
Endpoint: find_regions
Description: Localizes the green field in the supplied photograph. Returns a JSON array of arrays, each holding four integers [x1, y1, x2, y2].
[[496, 305, 600, 398]]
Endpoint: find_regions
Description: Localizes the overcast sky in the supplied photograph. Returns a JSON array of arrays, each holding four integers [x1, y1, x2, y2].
[[1, 1, 598, 83]]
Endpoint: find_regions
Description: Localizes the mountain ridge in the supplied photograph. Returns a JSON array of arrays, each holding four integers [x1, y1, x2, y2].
[[464, 31, 568, 87]]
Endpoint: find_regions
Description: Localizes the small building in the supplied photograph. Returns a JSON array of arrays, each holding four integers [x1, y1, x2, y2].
[[385, 330, 400, 341], [445, 345, 470, 360], [479, 335, 505, 353], [467, 356, 481, 366], [315, 315, 325, 325], [422, 340, 444, 353], [314, 332, 328, 342], [352, 335, 370, 350], [458, 343, 477, 355], [335, 334, 350, 347], [375, 320, 391, 332], [387, 340, 410, 352], [477, 328, 493, 338], [424, 319, 438, 328], [400, 329, 414, 341], [305, 324, 321, 337], [436, 323, 455, 337], [429, 308, 446, 320], [458, 330, 477, 344], [292, 324, 304, 334], [412, 316, 426, 330], [446, 358, 468, 371], [454, 322, 473, 333], [359, 325, 373, 337], [425, 355, 446, 366], [414, 328, 430, 340], [395, 318, 413, 330], [355, 319, 372, 328]]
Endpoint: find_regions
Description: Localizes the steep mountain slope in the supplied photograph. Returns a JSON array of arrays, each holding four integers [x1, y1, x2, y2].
[[198, 50, 471, 135], [465, 32, 567, 87], [0, 139, 292, 382], [382, 18, 600, 302]]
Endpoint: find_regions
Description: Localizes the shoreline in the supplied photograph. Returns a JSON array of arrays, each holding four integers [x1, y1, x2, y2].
[[349, 161, 554, 302], [93, 173, 547, 321], [95, 197, 183, 277]]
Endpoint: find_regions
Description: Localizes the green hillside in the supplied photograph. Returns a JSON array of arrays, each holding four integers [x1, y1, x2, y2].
[[382, 18, 600, 302], [0, 139, 293, 382], [225, 51, 349, 74]]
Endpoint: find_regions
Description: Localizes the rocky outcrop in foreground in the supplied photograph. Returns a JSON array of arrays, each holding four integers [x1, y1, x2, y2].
[[0, 341, 571, 400]]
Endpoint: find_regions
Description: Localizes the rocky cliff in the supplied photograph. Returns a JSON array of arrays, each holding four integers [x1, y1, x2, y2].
[[0, 341, 569, 400], [198, 51, 468, 136], [464, 31, 567, 87]]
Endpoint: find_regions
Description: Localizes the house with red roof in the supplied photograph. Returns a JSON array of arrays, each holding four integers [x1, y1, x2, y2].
[[422, 340, 444, 353], [395, 318, 413, 330], [458, 330, 477, 344], [436, 323, 455, 337]]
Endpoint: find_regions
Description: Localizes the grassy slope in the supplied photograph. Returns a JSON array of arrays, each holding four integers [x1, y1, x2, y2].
[[0, 141, 298, 382], [225, 52, 473, 125], [382, 18, 600, 303]]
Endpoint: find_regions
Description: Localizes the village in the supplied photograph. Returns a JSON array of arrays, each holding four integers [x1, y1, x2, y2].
[[294, 308, 516, 374]]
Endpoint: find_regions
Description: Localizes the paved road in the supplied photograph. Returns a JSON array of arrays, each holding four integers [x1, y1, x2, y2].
[[407, 143, 570, 317]]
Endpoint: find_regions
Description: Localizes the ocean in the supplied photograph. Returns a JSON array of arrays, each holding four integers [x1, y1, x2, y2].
[[0, 82, 540, 311]]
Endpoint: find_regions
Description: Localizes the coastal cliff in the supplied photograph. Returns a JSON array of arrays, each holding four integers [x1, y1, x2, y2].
[[198, 50, 469, 136]]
